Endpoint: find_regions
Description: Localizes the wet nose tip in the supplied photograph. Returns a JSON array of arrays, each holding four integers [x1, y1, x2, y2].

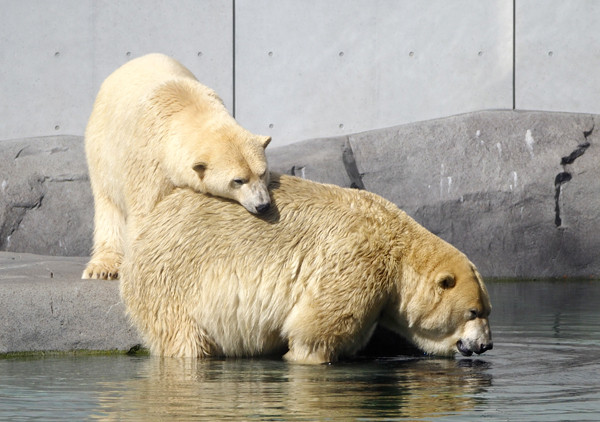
[[256, 202, 270, 214], [480, 342, 493, 353]]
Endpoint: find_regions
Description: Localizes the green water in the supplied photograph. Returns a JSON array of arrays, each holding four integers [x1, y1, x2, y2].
[[1, 280, 599, 421]]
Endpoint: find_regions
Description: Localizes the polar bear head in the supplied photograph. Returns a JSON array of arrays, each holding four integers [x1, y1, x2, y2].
[[383, 244, 493, 357], [166, 110, 272, 214], [154, 79, 272, 215], [188, 131, 272, 215]]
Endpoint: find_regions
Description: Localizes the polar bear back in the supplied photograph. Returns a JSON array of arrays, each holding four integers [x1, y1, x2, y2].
[[121, 173, 411, 356], [120, 173, 491, 361]]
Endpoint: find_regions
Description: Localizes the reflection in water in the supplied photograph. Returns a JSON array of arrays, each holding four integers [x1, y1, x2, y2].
[[91, 356, 491, 420], [0, 280, 599, 421]]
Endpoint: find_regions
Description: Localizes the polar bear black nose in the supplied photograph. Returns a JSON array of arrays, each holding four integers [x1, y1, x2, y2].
[[256, 202, 270, 214], [457, 339, 493, 356], [479, 341, 493, 353]]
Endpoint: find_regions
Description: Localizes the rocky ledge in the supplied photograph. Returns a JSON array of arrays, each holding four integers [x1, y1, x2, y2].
[[267, 110, 600, 279], [2, 111, 599, 278], [1, 110, 598, 354], [0, 252, 139, 354]]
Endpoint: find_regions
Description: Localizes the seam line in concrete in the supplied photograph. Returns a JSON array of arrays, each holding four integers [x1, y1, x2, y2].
[[512, 0, 516, 110], [232, 0, 237, 118]]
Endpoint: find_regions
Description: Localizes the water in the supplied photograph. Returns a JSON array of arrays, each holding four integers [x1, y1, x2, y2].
[[0, 280, 599, 421]]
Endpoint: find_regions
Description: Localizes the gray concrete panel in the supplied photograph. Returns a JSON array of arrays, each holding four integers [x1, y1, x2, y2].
[[90, 0, 234, 109], [235, 0, 513, 146], [5, 1, 600, 147], [516, 0, 600, 113], [0, 1, 94, 140], [0, 1, 233, 141]]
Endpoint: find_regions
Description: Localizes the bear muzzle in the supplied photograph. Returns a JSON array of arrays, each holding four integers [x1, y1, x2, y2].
[[456, 318, 493, 356], [255, 202, 271, 214], [243, 200, 270, 214], [456, 338, 493, 356], [240, 182, 271, 214]]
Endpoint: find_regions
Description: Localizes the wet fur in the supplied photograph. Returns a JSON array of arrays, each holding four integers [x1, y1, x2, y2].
[[121, 173, 492, 363]]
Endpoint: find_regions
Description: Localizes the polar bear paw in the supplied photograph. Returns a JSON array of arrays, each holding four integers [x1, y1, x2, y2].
[[82, 259, 121, 280], [283, 344, 335, 364]]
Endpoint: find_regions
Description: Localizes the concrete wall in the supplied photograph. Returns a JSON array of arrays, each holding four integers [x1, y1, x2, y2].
[[235, 0, 515, 143], [0, 0, 232, 140], [1, 1, 599, 146], [515, 0, 600, 113]]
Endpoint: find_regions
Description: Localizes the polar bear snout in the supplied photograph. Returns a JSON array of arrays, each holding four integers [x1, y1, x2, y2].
[[242, 193, 271, 214], [242, 201, 268, 214], [456, 318, 493, 356], [255, 202, 271, 214], [239, 181, 271, 214], [456, 338, 493, 356]]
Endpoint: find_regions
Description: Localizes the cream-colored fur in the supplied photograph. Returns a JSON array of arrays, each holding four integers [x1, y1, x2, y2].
[[120, 174, 493, 363], [83, 53, 271, 280]]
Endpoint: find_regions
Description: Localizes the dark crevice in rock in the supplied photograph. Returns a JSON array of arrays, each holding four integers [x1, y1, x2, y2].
[[560, 141, 591, 165], [1, 209, 27, 249], [14, 146, 70, 160], [47, 174, 89, 183], [554, 126, 593, 227], [14, 147, 26, 160], [342, 138, 365, 190], [1, 196, 45, 249], [0, 177, 46, 250], [290, 165, 305, 179], [554, 172, 572, 227]]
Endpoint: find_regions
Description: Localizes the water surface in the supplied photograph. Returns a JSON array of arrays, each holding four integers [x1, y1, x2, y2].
[[1, 280, 599, 421]]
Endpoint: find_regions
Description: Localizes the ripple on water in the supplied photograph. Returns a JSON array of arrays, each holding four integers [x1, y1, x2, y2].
[[470, 280, 600, 421]]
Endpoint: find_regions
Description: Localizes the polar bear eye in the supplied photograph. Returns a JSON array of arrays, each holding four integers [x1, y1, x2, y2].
[[232, 178, 247, 186]]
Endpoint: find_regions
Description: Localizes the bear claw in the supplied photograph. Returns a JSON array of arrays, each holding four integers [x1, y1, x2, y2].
[[82, 264, 120, 280]]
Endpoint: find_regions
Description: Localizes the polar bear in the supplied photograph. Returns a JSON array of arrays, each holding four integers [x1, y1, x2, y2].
[[83, 53, 271, 280], [120, 173, 493, 363]]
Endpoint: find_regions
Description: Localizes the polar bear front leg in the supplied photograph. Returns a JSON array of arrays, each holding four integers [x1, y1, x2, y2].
[[82, 196, 124, 280], [283, 298, 380, 364], [283, 314, 346, 364]]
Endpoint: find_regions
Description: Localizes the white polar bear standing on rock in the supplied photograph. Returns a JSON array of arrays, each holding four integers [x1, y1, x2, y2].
[[83, 53, 271, 280], [120, 173, 493, 364]]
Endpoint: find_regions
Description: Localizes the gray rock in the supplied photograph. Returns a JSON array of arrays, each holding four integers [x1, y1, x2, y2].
[[1, 111, 599, 278], [0, 136, 93, 256], [349, 110, 600, 278], [1, 110, 600, 355], [0, 252, 140, 353], [267, 135, 364, 189]]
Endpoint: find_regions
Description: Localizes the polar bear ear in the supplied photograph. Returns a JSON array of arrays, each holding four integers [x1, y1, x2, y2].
[[437, 273, 456, 291], [259, 136, 271, 149], [192, 162, 208, 179]]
